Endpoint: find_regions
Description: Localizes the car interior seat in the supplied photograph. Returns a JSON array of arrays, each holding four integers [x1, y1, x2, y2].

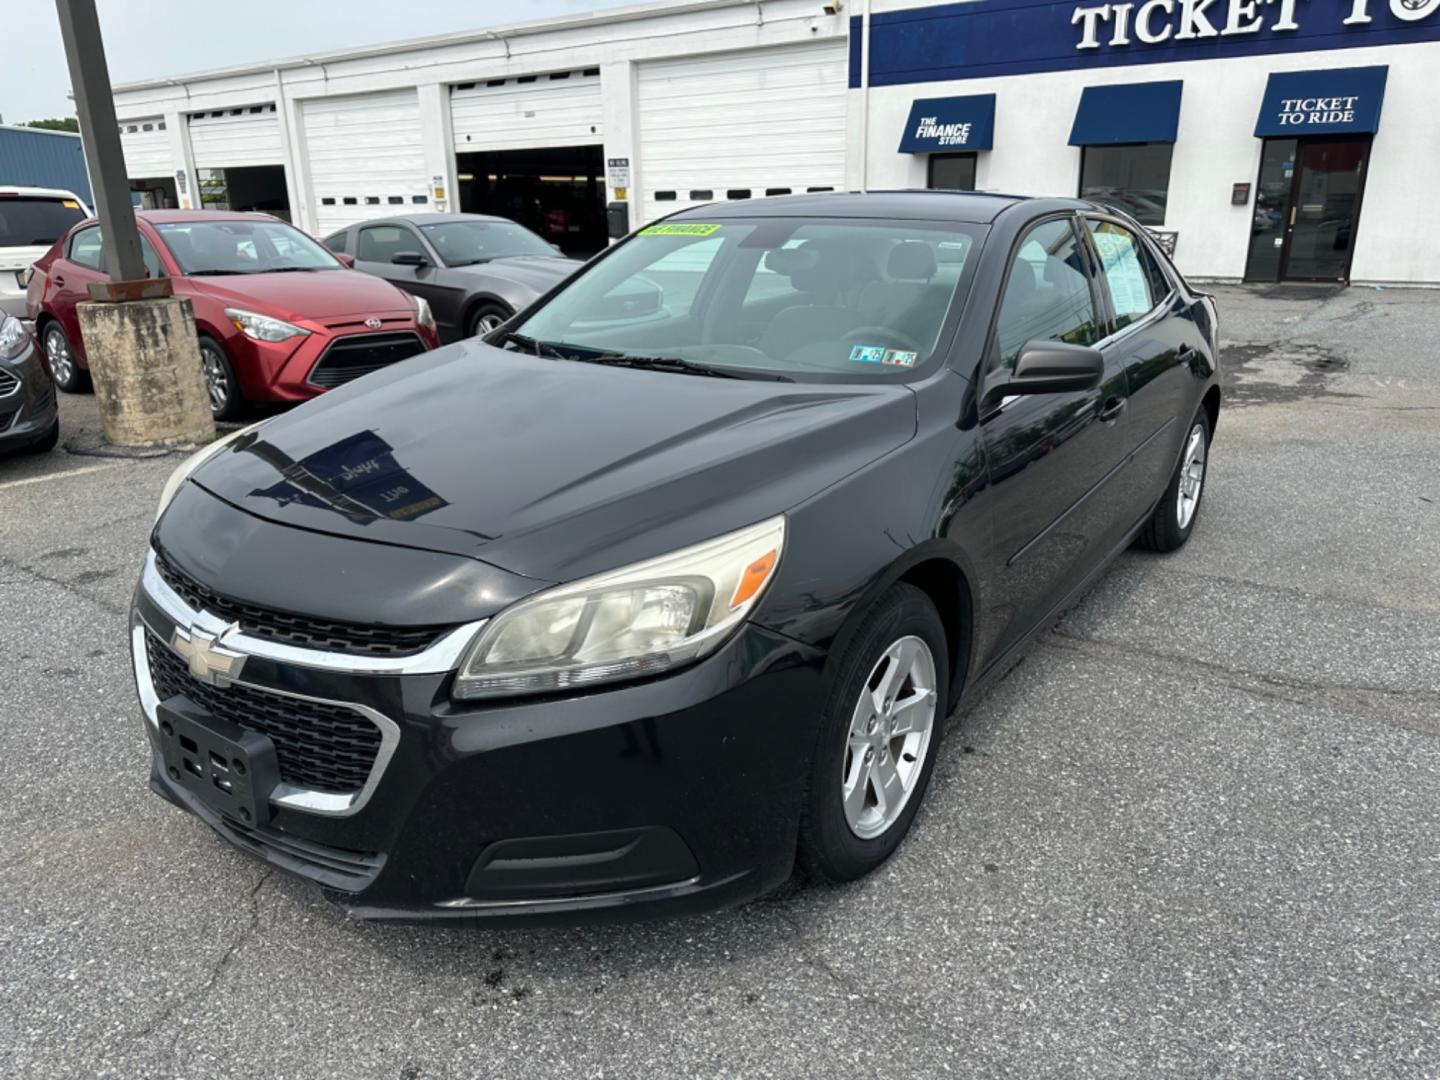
[[757, 240, 869, 359]]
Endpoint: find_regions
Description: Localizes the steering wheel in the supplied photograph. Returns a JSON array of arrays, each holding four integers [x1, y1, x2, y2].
[[845, 326, 924, 354]]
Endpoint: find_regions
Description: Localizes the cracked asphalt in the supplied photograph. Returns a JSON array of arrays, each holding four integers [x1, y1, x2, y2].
[[2, 285, 1437, 1079]]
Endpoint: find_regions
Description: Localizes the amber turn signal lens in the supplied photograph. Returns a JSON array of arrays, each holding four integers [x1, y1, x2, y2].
[[730, 550, 777, 610]]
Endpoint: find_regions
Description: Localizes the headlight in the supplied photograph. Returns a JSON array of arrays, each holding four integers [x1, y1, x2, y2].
[[224, 307, 310, 343], [155, 420, 265, 522], [412, 295, 435, 330], [454, 516, 785, 700], [17, 267, 33, 288], [0, 315, 28, 361]]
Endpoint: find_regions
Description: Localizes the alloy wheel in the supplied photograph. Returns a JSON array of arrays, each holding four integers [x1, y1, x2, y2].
[[1176, 422, 1207, 530], [476, 312, 506, 334], [842, 635, 939, 840], [45, 328, 74, 388], [200, 344, 230, 414]]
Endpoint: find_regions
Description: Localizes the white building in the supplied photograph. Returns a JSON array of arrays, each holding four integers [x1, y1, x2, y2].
[[112, 0, 1440, 284]]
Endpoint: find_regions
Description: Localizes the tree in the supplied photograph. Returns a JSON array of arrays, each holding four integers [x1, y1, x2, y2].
[[23, 118, 80, 133]]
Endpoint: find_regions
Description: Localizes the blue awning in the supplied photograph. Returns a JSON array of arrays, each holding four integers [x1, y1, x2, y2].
[[1068, 81, 1183, 147], [898, 94, 996, 153], [1254, 66, 1388, 138]]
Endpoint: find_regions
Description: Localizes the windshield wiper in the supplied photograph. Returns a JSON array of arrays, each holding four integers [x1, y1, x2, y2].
[[186, 268, 249, 276], [496, 330, 571, 360], [590, 354, 793, 382], [263, 266, 321, 273]]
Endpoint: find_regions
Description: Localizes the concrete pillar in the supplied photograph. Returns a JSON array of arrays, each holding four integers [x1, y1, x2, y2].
[[417, 83, 458, 215], [78, 297, 215, 447], [600, 60, 639, 229]]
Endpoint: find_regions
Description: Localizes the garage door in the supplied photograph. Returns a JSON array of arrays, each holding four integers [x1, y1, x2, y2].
[[119, 117, 172, 179], [301, 90, 427, 235], [189, 104, 283, 169], [636, 41, 847, 224], [451, 68, 603, 151]]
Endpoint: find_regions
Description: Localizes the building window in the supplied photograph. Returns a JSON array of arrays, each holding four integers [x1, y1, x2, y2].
[[1078, 143, 1173, 226], [927, 153, 977, 192]]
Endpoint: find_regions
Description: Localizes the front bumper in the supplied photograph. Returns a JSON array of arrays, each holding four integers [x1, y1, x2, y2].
[[227, 318, 439, 405], [0, 339, 58, 449], [131, 550, 824, 924]]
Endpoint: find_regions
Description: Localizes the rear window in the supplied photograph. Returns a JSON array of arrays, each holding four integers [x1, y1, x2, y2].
[[0, 195, 87, 248]]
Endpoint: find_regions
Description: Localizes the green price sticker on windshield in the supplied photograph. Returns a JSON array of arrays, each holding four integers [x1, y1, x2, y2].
[[638, 223, 722, 237]]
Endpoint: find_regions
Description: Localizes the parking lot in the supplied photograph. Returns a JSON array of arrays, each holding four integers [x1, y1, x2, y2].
[[2, 283, 1437, 1078]]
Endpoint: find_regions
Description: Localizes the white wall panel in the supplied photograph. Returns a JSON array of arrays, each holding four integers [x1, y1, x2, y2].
[[189, 104, 284, 169], [119, 117, 171, 179], [301, 90, 427, 234], [451, 69, 603, 153], [637, 41, 848, 223]]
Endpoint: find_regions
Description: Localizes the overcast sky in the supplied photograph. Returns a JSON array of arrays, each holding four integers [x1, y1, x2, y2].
[[2, 0, 647, 125]]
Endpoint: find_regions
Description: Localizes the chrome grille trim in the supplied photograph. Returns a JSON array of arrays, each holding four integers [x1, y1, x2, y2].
[[0, 367, 19, 398]]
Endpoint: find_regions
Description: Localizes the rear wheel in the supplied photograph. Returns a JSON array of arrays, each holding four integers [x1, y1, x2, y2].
[[468, 302, 512, 339], [199, 337, 244, 421], [799, 583, 949, 883], [43, 323, 89, 393], [1136, 409, 1210, 553]]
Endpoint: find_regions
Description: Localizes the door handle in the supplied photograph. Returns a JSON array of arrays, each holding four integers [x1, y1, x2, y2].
[[1176, 344, 1195, 364], [1099, 396, 1127, 423], [53, 275, 65, 287]]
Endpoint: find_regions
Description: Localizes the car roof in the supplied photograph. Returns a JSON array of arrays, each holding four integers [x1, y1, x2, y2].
[[0, 185, 89, 202], [333, 212, 514, 231], [665, 190, 1091, 225], [136, 209, 285, 225]]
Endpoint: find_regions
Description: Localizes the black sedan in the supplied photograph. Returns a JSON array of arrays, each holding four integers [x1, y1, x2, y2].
[[133, 192, 1219, 923], [323, 213, 580, 342], [0, 314, 59, 454]]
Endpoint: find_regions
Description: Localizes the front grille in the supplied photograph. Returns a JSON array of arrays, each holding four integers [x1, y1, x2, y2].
[[0, 368, 18, 397], [146, 631, 382, 794], [154, 553, 446, 657], [219, 816, 384, 891], [307, 332, 424, 389]]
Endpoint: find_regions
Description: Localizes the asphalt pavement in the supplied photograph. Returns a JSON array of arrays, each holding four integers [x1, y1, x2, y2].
[[1, 284, 1437, 1079]]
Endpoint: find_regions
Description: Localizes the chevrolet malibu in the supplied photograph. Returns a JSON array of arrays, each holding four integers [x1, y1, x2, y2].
[[132, 193, 1219, 923]]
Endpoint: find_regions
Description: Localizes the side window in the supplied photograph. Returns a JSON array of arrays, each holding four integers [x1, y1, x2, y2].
[[323, 231, 350, 255], [1136, 235, 1173, 306], [140, 236, 164, 278], [356, 226, 411, 263], [69, 227, 104, 270], [992, 218, 1099, 374], [1086, 220, 1158, 329], [634, 235, 724, 315]]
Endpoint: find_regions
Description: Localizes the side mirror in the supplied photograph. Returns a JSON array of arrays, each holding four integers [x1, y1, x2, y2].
[[333, 253, 356, 269], [983, 341, 1104, 409], [391, 251, 428, 267]]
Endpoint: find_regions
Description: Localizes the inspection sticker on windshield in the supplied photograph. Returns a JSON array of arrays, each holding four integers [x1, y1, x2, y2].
[[61, 200, 81, 209], [849, 345, 886, 363], [882, 349, 917, 367], [638, 223, 722, 237]]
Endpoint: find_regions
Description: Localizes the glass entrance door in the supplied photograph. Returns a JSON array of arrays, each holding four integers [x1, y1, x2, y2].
[[1245, 136, 1371, 284]]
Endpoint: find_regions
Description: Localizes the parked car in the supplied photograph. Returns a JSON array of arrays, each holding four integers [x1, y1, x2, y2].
[[1, 186, 90, 319], [0, 314, 58, 454], [133, 192, 1219, 923], [323, 213, 579, 342], [27, 211, 440, 419]]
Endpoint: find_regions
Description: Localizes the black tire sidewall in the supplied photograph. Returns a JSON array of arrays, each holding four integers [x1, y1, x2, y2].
[[800, 583, 950, 883], [468, 303, 511, 339]]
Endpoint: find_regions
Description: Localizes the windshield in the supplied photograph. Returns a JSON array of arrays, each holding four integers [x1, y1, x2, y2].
[[420, 219, 558, 266], [0, 195, 87, 248], [155, 219, 341, 275], [512, 217, 983, 381]]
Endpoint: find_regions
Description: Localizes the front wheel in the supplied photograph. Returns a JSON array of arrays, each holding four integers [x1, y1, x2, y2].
[[43, 323, 89, 393], [199, 338, 244, 421], [799, 583, 949, 883], [1136, 408, 1210, 552], [468, 302, 512, 339]]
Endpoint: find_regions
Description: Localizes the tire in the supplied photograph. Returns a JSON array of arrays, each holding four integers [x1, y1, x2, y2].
[[1135, 408, 1211, 553], [798, 583, 950, 883], [199, 337, 244, 421], [42, 322, 89, 394], [467, 302, 512, 339], [26, 419, 60, 454]]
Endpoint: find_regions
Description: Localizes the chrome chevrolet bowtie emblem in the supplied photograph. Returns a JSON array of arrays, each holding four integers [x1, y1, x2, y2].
[[171, 625, 246, 686]]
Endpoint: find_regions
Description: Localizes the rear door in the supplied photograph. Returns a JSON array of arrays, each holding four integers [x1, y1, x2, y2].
[[1081, 216, 1200, 516], [48, 226, 107, 360], [970, 214, 1132, 669]]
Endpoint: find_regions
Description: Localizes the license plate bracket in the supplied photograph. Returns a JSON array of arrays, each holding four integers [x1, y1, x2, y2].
[[156, 697, 280, 827]]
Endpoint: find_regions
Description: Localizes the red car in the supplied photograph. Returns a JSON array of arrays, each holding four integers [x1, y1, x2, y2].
[[26, 210, 439, 419]]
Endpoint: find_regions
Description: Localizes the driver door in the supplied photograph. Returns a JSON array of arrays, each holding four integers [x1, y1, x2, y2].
[[970, 215, 1132, 669]]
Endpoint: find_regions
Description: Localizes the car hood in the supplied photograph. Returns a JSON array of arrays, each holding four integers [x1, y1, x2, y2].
[[457, 255, 580, 292], [0, 244, 50, 272], [189, 342, 917, 583], [186, 269, 415, 322]]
